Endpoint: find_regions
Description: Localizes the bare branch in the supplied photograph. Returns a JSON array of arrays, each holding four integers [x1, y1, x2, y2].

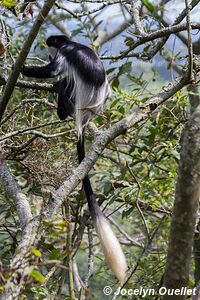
[[94, 17, 134, 47], [101, 23, 200, 60], [0, 77, 56, 92], [134, 0, 200, 60], [120, 22, 200, 59], [84, 227, 94, 286], [0, 0, 57, 122], [174, 0, 200, 25], [131, 0, 146, 36], [109, 217, 144, 248], [0, 157, 32, 227], [0, 120, 67, 142], [185, 0, 194, 81]]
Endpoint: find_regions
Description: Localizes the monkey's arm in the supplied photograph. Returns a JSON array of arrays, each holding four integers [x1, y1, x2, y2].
[[21, 54, 65, 78]]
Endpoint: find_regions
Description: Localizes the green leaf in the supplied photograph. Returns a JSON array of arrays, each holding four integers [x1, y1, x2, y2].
[[31, 270, 46, 283], [122, 207, 134, 218], [112, 77, 120, 88], [142, 0, 155, 12], [49, 249, 60, 260], [118, 106, 125, 115], [31, 249, 42, 258], [106, 67, 116, 75], [169, 150, 180, 160], [118, 62, 132, 75], [1, 0, 16, 7], [54, 219, 69, 230], [110, 97, 121, 109]]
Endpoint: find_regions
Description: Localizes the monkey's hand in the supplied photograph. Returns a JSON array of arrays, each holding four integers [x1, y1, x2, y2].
[[21, 65, 29, 76]]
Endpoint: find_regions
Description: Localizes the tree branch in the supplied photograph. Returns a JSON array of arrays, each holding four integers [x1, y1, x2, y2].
[[0, 0, 56, 122], [0, 156, 32, 227], [163, 104, 200, 298], [120, 22, 200, 59]]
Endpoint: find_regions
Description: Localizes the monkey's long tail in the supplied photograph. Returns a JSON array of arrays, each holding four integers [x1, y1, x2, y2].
[[77, 135, 127, 283]]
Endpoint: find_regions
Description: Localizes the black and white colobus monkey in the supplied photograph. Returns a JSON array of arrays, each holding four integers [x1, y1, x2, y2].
[[21, 35, 127, 283]]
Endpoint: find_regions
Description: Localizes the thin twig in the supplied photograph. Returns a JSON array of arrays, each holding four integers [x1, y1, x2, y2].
[[185, 0, 194, 81], [84, 226, 94, 286], [0, 120, 67, 142]]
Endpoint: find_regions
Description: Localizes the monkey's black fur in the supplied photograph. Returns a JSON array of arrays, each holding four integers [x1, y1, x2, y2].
[[22, 35, 110, 136], [21, 36, 127, 282]]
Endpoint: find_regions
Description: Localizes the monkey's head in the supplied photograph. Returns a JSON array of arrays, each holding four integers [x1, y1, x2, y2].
[[46, 35, 71, 48]]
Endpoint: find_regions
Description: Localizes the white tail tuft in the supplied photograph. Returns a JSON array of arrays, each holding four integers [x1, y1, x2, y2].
[[94, 214, 127, 283]]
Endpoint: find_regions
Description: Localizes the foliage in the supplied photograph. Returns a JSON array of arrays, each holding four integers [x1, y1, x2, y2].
[[0, 1, 199, 299]]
